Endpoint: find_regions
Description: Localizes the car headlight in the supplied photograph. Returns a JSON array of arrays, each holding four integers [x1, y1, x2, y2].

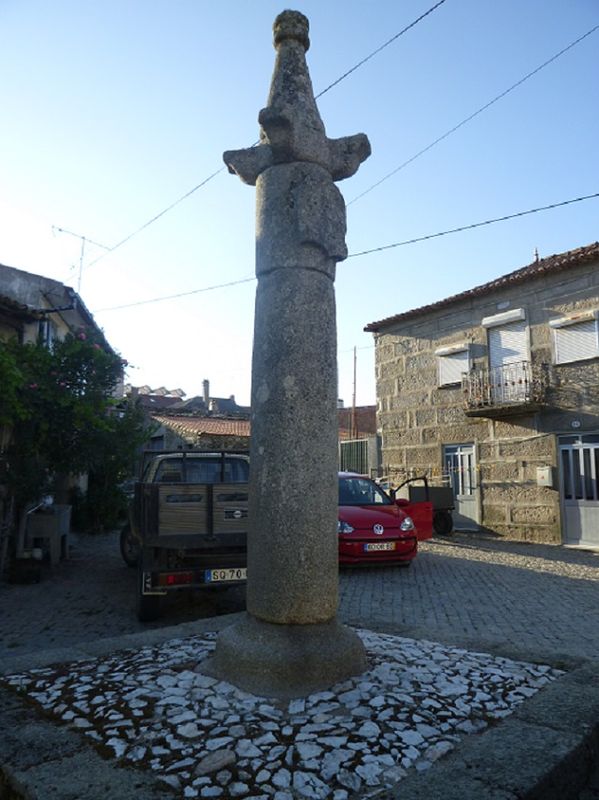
[[400, 516, 415, 531], [337, 520, 354, 534]]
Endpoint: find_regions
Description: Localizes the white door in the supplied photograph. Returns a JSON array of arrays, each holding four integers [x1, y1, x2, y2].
[[444, 444, 479, 530], [559, 434, 599, 547], [488, 320, 529, 403]]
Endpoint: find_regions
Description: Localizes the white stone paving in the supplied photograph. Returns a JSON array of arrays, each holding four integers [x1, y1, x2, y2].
[[2, 629, 563, 799]]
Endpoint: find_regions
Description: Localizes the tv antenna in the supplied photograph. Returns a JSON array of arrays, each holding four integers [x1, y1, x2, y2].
[[52, 226, 109, 294]]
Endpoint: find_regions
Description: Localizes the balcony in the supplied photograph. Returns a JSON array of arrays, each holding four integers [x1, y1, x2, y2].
[[462, 361, 548, 417]]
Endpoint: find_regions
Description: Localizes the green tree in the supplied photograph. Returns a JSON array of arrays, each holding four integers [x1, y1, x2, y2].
[[0, 331, 149, 530]]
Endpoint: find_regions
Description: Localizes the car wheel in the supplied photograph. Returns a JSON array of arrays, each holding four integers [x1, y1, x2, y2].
[[433, 510, 454, 536], [120, 523, 141, 567]]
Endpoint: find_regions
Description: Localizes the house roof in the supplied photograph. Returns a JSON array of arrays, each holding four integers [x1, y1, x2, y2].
[[0, 262, 114, 352], [0, 293, 42, 321], [364, 241, 599, 333], [152, 415, 251, 441], [153, 409, 376, 443]]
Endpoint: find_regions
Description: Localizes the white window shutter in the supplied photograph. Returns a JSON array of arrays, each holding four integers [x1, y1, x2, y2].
[[438, 349, 469, 386], [488, 320, 528, 369], [554, 319, 599, 364]]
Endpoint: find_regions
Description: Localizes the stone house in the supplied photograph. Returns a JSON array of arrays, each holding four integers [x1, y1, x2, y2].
[[149, 415, 251, 452], [0, 264, 121, 564], [365, 242, 599, 547], [0, 263, 114, 355], [1, 274, 126, 509], [125, 380, 251, 418], [146, 408, 378, 473]]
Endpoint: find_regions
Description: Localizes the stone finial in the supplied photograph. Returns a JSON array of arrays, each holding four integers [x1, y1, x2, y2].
[[273, 9, 310, 50], [223, 9, 370, 186]]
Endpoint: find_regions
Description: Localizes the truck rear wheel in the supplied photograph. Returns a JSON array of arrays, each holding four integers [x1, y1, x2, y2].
[[120, 523, 141, 568], [433, 510, 454, 536]]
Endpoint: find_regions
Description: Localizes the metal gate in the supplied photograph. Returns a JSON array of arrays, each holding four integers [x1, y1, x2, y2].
[[443, 443, 479, 530], [559, 434, 599, 547], [339, 439, 369, 475]]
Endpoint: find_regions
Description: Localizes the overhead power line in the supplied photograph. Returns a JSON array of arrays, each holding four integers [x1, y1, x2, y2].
[[349, 23, 599, 205], [348, 192, 599, 258], [82, 167, 225, 272], [314, 0, 448, 99], [94, 275, 256, 312], [74, 1, 449, 277], [94, 191, 599, 312]]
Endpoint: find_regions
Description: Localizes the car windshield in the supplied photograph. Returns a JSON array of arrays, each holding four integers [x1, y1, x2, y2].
[[338, 476, 392, 506], [154, 457, 249, 484]]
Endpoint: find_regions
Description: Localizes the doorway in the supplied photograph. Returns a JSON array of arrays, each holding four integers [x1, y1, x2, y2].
[[443, 443, 479, 530], [559, 434, 599, 547]]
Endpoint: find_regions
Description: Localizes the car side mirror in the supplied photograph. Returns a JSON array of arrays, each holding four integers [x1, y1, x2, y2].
[[395, 498, 410, 507]]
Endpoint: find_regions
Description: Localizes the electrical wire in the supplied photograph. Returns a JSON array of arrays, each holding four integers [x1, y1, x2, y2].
[[314, 0, 448, 100], [74, 1, 449, 276], [348, 23, 599, 205], [94, 275, 255, 312], [94, 191, 599, 312], [347, 192, 599, 258], [82, 167, 226, 272]]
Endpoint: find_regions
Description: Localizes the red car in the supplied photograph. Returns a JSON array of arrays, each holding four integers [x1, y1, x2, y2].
[[338, 472, 430, 566]]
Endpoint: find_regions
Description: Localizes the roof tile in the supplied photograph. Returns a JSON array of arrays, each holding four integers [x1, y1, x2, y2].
[[365, 241, 599, 332]]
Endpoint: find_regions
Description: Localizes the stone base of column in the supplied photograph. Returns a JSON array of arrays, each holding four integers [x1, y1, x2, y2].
[[204, 613, 367, 699]]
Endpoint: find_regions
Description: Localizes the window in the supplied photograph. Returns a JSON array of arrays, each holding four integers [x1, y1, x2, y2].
[[551, 311, 599, 365], [482, 308, 528, 370], [338, 476, 392, 506], [38, 319, 56, 349], [435, 344, 470, 387]]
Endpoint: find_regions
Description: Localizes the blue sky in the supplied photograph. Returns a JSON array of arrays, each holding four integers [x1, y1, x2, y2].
[[1, 0, 597, 406]]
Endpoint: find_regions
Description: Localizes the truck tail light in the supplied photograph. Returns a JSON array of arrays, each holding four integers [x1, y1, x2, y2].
[[160, 572, 194, 586]]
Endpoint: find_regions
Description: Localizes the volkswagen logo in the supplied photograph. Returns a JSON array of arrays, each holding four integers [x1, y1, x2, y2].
[[373, 524, 384, 535], [232, 510, 243, 519]]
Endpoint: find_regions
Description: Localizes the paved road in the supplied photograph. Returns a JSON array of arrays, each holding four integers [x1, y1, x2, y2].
[[1, 529, 598, 798], [1, 529, 598, 666], [0, 531, 246, 659], [339, 534, 599, 665]]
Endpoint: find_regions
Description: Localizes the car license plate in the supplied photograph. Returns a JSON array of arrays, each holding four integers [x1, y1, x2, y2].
[[204, 568, 247, 583], [364, 542, 396, 552]]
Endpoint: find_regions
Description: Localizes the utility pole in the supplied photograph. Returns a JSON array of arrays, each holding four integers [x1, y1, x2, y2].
[[52, 226, 109, 294], [351, 345, 357, 439]]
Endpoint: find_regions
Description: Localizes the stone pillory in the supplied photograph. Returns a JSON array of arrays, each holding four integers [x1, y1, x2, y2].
[[208, 10, 371, 698]]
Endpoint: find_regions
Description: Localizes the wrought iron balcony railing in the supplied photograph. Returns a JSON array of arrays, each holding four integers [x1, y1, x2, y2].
[[462, 360, 547, 416]]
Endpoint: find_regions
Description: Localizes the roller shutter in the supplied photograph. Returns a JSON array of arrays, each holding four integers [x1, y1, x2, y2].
[[554, 319, 599, 364], [488, 319, 528, 370], [438, 349, 469, 386]]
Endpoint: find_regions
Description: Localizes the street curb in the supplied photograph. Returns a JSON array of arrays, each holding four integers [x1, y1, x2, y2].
[[1, 619, 598, 800]]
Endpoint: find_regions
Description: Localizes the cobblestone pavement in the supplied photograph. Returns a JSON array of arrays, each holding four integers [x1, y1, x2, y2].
[[338, 533, 599, 664], [0, 531, 246, 659], [1, 529, 598, 797], [1, 529, 598, 665]]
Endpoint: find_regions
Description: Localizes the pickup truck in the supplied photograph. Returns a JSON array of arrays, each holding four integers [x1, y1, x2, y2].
[[122, 450, 249, 621]]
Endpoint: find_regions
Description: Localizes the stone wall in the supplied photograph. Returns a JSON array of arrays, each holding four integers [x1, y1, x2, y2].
[[373, 256, 599, 543]]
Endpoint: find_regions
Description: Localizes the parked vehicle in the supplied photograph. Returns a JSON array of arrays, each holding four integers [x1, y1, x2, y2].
[[337, 472, 427, 566], [394, 475, 454, 536], [124, 450, 249, 621]]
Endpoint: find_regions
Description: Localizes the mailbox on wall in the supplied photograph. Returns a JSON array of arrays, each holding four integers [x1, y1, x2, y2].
[[536, 466, 555, 488]]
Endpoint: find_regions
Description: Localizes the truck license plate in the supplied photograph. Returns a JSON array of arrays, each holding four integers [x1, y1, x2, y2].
[[205, 568, 247, 583], [364, 542, 396, 552]]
